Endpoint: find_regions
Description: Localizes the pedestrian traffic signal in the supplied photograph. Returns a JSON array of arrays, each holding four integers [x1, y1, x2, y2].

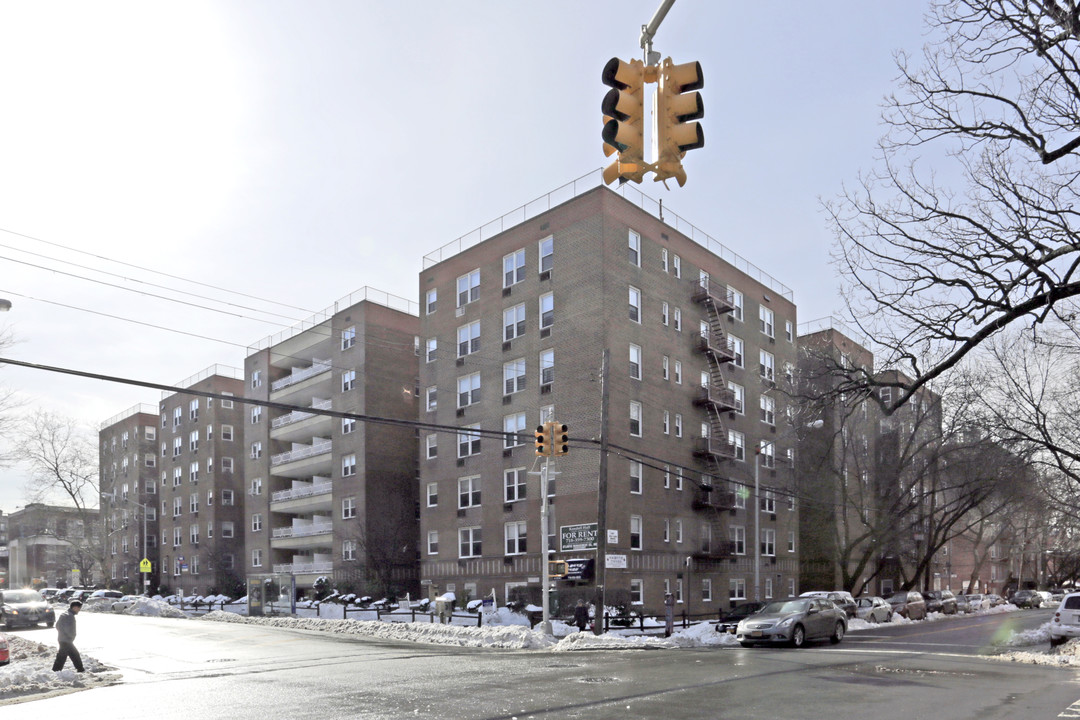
[[602, 57, 648, 185], [552, 422, 569, 456], [653, 58, 704, 187], [535, 423, 551, 456], [548, 560, 568, 579]]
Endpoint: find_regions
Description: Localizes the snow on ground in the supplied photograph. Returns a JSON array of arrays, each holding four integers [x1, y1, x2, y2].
[[0, 636, 119, 705], [121, 597, 188, 619]]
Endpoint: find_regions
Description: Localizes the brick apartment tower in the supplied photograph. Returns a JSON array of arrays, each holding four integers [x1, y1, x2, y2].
[[243, 289, 419, 598], [100, 404, 162, 592], [418, 185, 800, 613], [155, 366, 246, 596]]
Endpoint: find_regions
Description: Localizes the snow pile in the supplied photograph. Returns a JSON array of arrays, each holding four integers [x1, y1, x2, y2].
[[480, 607, 530, 628], [122, 597, 188, 619], [553, 631, 675, 651], [0, 636, 117, 700], [666, 621, 742, 648], [992, 635, 1080, 667], [996, 621, 1051, 647]]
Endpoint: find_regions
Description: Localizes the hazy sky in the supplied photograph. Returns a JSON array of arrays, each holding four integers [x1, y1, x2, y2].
[[0, 1, 928, 511]]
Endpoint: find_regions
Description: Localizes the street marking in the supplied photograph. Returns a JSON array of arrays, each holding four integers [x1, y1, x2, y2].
[[1059, 698, 1080, 718]]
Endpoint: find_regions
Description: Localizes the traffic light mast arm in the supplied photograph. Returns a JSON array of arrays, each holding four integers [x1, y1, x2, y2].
[[639, 0, 677, 65]]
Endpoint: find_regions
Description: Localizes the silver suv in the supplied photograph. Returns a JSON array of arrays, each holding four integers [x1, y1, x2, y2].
[[1050, 592, 1080, 647]]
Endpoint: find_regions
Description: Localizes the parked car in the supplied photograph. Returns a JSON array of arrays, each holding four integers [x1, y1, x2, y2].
[[1008, 589, 1042, 608], [1050, 592, 1080, 647], [855, 596, 893, 623], [885, 590, 927, 620], [38, 588, 60, 602], [985, 593, 1006, 607], [83, 590, 124, 609], [0, 589, 56, 629], [799, 591, 857, 618], [954, 594, 973, 614], [736, 597, 847, 648], [924, 590, 958, 615], [111, 595, 143, 612], [963, 593, 986, 611], [1036, 591, 1054, 607], [0, 633, 8, 666], [717, 602, 766, 634]]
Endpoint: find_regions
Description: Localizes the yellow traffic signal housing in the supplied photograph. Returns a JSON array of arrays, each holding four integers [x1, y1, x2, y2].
[[601, 57, 648, 185], [551, 422, 569, 456], [548, 560, 568, 579], [654, 58, 704, 187], [535, 423, 551, 456]]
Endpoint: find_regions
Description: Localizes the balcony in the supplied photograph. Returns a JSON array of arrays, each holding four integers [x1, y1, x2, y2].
[[272, 399, 333, 429], [693, 489, 737, 511], [272, 360, 332, 392], [271, 399, 334, 443], [697, 332, 736, 364], [694, 436, 737, 461], [270, 439, 333, 478], [691, 281, 736, 314], [694, 384, 738, 413], [272, 561, 334, 575], [270, 359, 333, 404], [271, 480, 334, 513], [692, 540, 739, 561], [270, 521, 334, 551]]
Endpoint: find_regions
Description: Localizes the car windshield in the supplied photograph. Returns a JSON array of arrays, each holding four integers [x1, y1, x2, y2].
[[761, 600, 809, 614], [885, 593, 908, 603], [857, 598, 875, 607], [2, 590, 43, 603]]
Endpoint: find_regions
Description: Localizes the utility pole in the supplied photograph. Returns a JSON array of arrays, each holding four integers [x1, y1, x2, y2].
[[593, 350, 611, 634]]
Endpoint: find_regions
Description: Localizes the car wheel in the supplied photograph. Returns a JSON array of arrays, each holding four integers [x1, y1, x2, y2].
[[868, 613, 878, 624], [1050, 635, 1067, 648], [2, 615, 11, 631], [831, 622, 845, 644], [46, 620, 54, 628], [790, 625, 806, 648]]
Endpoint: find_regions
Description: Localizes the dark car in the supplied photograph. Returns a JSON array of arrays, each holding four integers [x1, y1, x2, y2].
[[885, 590, 927, 620], [0, 589, 56, 629], [924, 590, 958, 614], [799, 591, 857, 619], [717, 602, 766, 634], [736, 597, 847, 648]]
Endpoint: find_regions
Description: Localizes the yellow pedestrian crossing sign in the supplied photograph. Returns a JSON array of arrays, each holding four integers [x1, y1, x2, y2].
[[139, 558, 152, 573]]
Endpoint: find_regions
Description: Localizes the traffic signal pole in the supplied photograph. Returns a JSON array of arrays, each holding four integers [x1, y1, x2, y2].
[[639, 0, 676, 66], [540, 455, 552, 634]]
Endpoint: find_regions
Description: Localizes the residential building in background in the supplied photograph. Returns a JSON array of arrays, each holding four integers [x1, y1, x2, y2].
[[99, 403, 162, 593], [155, 366, 246, 596], [7, 503, 101, 588], [244, 288, 419, 599], [418, 185, 799, 612]]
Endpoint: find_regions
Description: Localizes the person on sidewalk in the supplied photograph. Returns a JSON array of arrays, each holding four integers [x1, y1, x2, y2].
[[574, 599, 590, 632], [52, 600, 84, 672]]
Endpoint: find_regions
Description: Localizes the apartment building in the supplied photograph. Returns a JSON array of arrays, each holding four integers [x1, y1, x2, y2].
[[243, 288, 419, 598], [418, 185, 799, 612], [7, 503, 100, 588], [99, 403, 162, 592], [155, 366, 246, 596]]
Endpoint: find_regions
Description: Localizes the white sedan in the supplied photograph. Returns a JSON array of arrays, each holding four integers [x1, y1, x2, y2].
[[855, 596, 893, 623]]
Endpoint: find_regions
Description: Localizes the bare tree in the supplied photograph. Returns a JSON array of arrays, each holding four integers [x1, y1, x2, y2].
[[828, 1, 1080, 410]]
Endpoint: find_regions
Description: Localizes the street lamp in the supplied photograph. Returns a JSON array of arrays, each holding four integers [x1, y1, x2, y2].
[[107, 493, 151, 593]]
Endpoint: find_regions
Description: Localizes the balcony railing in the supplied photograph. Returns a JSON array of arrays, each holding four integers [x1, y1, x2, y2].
[[693, 489, 737, 511], [692, 540, 739, 560], [272, 523, 334, 539], [697, 333, 736, 364], [691, 281, 736, 314], [695, 384, 738, 413], [272, 360, 331, 392], [272, 561, 334, 574], [272, 399, 333, 429], [694, 437, 737, 460], [271, 483, 334, 503], [271, 440, 333, 466]]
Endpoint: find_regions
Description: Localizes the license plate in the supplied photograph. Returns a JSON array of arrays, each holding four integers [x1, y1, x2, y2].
[[751, 630, 763, 638]]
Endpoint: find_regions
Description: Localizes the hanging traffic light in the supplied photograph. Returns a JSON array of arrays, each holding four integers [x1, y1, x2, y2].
[[551, 422, 569, 456], [535, 423, 552, 456], [601, 57, 648, 185], [653, 58, 704, 187]]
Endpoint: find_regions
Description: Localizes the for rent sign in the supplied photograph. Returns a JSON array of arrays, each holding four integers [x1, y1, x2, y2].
[[560, 523, 598, 551]]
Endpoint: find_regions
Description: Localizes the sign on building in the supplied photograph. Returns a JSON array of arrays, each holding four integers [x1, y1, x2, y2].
[[560, 523, 598, 551]]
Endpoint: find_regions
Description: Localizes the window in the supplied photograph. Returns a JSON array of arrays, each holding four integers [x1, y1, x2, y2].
[[629, 286, 641, 322], [458, 476, 481, 508], [503, 413, 527, 448], [173, 467, 182, 487], [427, 531, 439, 555], [629, 344, 641, 380], [628, 229, 641, 266], [173, 437, 182, 457], [730, 578, 746, 601], [674, 360, 682, 384], [630, 460, 642, 494], [662, 355, 669, 380], [342, 453, 357, 477], [457, 373, 481, 408], [788, 531, 796, 553], [342, 369, 356, 392], [426, 433, 437, 459], [539, 235, 554, 273], [673, 307, 682, 331], [250, 370, 262, 389], [221, 457, 233, 472], [763, 488, 776, 513], [223, 522, 236, 538], [250, 441, 262, 459], [144, 453, 156, 468], [675, 518, 683, 543], [341, 325, 356, 350], [503, 358, 526, 395], [145, 426, 156, 441], [221, 392, 234, 409], [672, 254, 681, 277], [342, 417, 356, 434], [539, 293, 554, 329], [252, 548, 262, 567], [663, 519, 671, 542], [761, 441, 775, 468], [221, 489, 235, 505], [760, 395, 775, 425], [189, 399, 199, 420], [727, 382, 744, 413], [426, 386, 437, 412], [173, 527, 182, 546], [630, 401, 642, 437], [765, 578, 773, 600], [540, 349, 554, 386], [251, 406, 262, 424], [173, 406, 182, 427], [250, 477, 262, 496], [729, 288, 744, 321], [729, 430, 746, 461], [252, 513, 262, 532], [457, 269, 480, 307], [759, 306, 775, 338], [760, 349, 775, 381], [426, 337, 438, 363], [630, 579, 643, 604], [503, 249, 525, 287], [702, 578, 713, 603], [630, 515, 642, 550], [505, 521, 527, 555], [663, 411, 670, 435], [189, 461, 199, 483], [457, 321, 480, 357], [661, 302, 669, 326], [730, 524, 747, 557], [458, 425, 481, 458], [661, 248, 669, 271], [427, 482, 439, 507], [459, 527, 482, 558], [504, 304, 526, 340], [342, 497, 356, 519], [785, 320, 794, 342], [674, 414, 683, 438], [342, 539, 356, 561], [762, 528, 776, 556], [730, 335, 745, 367], [190, 524, 199, 545], [426, 288, 437, 315], [222, 425, 234, 441]]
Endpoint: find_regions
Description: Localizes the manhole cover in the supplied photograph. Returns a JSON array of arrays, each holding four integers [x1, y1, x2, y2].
[[578, 677, 618, 684]]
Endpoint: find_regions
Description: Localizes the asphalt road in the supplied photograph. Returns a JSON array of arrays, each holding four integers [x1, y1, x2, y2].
[[7, 608, 1077, 720]]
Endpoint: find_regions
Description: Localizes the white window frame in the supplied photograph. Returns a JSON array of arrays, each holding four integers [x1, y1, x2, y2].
[[503, 249, 526, 287], [457, 269, 480, 307]]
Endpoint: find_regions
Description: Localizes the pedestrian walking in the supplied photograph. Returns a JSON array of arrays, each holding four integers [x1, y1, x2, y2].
[[53, 600, 84, 672], [574, 599, 590, 632]]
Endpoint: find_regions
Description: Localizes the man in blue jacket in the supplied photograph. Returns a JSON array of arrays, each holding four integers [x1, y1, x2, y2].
[[52, 600, 84, 672]]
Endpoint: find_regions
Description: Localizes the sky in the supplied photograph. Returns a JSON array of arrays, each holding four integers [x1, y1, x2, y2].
[[0, 1, 929, 512]]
